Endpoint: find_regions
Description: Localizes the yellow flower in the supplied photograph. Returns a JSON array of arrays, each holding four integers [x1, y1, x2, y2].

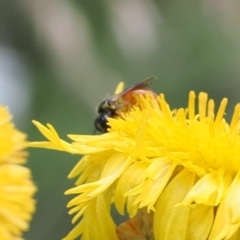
[[30, 83, 240, 240], [0, 106, 36, 240]]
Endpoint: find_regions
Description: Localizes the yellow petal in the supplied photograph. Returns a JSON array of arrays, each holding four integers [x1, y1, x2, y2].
[[127, 158, 176, 212], [182, 170, 232, 206], [186, 205, 213, 240], [209, 173, 240, 240], [114, 81, 124, 94], [154, 170, 195, 240], [227, 227, 240, 240], [95, 193, 118, 240], [115, 162, 146, 216]]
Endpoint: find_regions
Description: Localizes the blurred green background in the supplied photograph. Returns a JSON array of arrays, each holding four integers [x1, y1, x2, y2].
[[1, 0, 240, 239]]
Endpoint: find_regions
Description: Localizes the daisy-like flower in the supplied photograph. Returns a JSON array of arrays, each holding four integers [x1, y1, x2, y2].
[[0, 106, 36, 240], [31, 82, 240, 240]]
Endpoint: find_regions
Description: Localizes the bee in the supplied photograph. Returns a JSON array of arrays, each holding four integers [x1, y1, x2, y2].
[[94, 76, 156, 133]]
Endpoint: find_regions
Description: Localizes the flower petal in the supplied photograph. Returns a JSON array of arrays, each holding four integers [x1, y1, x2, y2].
[[126, 158, 176, 212], [154, 170, 195, 240], [186, 205, 213, 240], [182, 170, 232, 206], [115, 162, 147, 216], [209, 173, 240, 240]]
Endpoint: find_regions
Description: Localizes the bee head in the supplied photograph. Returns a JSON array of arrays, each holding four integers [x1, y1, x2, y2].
[[94, 109, 115, 133]]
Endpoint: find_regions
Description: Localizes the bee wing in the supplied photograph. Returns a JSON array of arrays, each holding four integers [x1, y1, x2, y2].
[[111, 76, 156, 101]]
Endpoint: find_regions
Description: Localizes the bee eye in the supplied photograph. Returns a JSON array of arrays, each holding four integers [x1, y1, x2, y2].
[[94, 114, 108, 133], [94, 110, 115, 133], [107, 100, 111, 106]]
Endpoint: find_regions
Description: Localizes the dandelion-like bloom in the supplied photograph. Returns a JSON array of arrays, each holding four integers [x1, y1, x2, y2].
[[31, 82, 240, 240], [0, 107, 36, 239]]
